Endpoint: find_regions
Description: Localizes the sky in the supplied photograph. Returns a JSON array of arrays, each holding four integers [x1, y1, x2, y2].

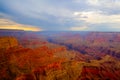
[[0, 0, 120, 31]]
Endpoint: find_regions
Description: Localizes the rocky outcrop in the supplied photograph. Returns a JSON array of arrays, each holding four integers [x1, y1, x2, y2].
[[0, 36, 19, 80], [0, 36, 18, 49]]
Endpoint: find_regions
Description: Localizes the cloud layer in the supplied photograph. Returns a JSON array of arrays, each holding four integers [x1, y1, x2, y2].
[[0, 0, 120, 31], [74, 11, 120, 24]]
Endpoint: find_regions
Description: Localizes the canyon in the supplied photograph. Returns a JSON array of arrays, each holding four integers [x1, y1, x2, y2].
[[0, 30, 120, 80]]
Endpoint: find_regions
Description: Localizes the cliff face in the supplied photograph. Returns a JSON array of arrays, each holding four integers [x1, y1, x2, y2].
[[0, 36, 18, 49], [0, 36, 19, 80]]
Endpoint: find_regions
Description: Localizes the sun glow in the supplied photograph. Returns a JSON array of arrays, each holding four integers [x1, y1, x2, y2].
[[0, 18, 42, 31]]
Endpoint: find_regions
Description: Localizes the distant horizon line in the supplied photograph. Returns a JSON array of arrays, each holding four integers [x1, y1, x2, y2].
[[0, 29, 120, 32]]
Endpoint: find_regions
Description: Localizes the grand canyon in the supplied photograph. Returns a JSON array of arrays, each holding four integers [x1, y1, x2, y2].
[[0, 29, 120, 80]]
